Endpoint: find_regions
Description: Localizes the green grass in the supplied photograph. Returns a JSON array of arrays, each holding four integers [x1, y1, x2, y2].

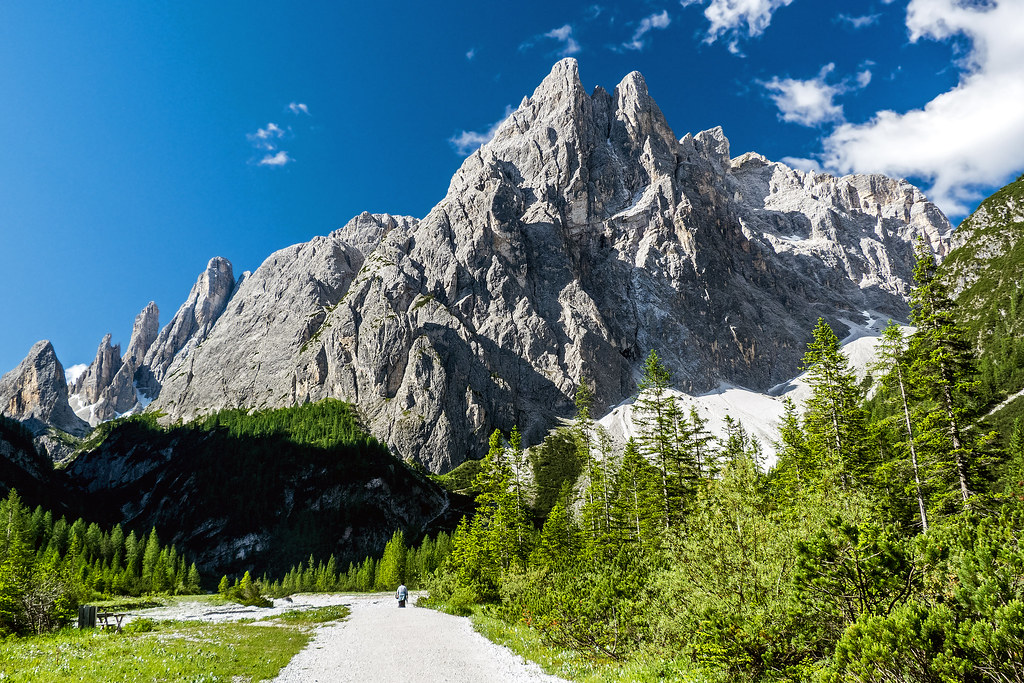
[[0, 606, 350, 683], [470, 610, 702, 683], [265, 604, 350, 626], [431, 457, 484, 495]]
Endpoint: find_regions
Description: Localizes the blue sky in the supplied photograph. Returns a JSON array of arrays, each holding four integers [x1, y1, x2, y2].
[[2, 0, 1022, 375]]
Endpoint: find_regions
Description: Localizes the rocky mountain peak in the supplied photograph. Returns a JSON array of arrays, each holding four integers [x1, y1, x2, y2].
[[70, 334, 123, 404], [0, 340, 87, 438], [68, 301, 165, 426], [330, 212, 420, 258], [136, 257, 235, 397], [124, 301, 159, 367]]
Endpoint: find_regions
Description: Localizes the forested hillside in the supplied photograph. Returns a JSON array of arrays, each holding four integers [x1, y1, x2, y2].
[[424, 244, 1024, 681], [63, 400, 459, 577], [943, 174, 1024, 431], [0, 490, 200, 636]]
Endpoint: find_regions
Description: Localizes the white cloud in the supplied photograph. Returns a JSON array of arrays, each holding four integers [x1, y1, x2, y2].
[[247, 122, 286, 151], [781, 156, 824, 173], [682, 0, 794, 48], [622, 10, 672, 51], [838, 13, 881, 29], [820, 0, 1024, 216], [544, 24, 581, 57], [855, 70, 872, 88], [65, 363, 88, 386], [466, 47, 476, 60], [258, 151, 293, 167], [763, 64, 853, 127], [449, 106, 514, 156], [287, 103, 310, 115]]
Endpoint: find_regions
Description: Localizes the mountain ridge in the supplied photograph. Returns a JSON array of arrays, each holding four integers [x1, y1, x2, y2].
[[2, 59, 951, 473]]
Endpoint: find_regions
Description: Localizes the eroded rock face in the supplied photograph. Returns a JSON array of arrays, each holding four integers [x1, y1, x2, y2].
[[70, 334, 122, 406], [137, 258, 234, 398], [69, 302, 162, 426], [0, 340, 88, 438], [149, 60, 950, 472]]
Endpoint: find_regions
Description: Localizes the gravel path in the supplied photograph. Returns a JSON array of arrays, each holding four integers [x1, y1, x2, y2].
[[131, 593, 568, 682], [272, 594, 568, 683]]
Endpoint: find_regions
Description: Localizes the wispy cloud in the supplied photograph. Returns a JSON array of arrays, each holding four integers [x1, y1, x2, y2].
[[762, 63, 871, 127], [544, 24, 582, 57], [521, 23, 582, 57], [287, 102, 310, 115], [681, 0, 794, 53], [449, 105, 514, 156], [466, 47, 476, 60], [258, 151, 293, 167], [781, 156, 823, 173], [248, 116, 297, 167], [622, 10, 671, 51], [248, 122, 286, 150], [819, 0, 1024, 216], [838, 13, 881, 29]]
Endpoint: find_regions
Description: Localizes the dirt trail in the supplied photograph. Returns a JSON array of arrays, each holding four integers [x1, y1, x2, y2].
[[272, 594, 567, 683], [134, 593, 567, 682]]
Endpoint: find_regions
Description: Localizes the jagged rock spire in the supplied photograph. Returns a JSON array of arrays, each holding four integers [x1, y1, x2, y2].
[[0, 340, 87, 437]]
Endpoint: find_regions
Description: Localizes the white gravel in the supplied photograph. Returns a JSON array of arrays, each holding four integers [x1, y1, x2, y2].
[[273, 594, 568, 683], [132, 593, 568, 682], [128, 592, 352, 624]]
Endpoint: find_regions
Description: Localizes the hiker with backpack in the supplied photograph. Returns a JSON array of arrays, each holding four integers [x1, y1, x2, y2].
[[396, 583, 408, 608]]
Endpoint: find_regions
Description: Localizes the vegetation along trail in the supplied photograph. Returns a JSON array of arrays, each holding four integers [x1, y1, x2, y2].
[[272, 593, 567, 683]]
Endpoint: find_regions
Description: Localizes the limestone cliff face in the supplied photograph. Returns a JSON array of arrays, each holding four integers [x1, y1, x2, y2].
[[0, 340, 88, 438], [148, 60, 950, 472], [136, 257, 235, 398], [69, 302, 162, 426]]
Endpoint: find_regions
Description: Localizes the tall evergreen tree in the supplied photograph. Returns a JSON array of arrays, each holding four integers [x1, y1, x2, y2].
[[801, 318, 868, 492], [874, 321, 929, 530], [610, 439, 662, 547], [375, 530, 407, 590], [907, 242, 984, 504], [633, 351, 696, 524]]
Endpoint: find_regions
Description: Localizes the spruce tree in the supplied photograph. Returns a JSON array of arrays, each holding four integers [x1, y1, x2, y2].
[[633, 350, 694, 524], [610, 439, 662, 547], [907, 243, 984, 504], [801, 318, 868, 492], [874, 321, 929, 530], [375, 530, 407, 590]]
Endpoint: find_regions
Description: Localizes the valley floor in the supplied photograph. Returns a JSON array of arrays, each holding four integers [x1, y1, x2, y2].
[[271, 593, 566, 683], [133, 593, 568, 683]]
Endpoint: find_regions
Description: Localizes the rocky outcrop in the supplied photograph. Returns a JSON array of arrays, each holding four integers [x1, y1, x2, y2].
[[149, 60, 950, 472], [124, 301, 160, 367], [0, 340, 88, 438], [137, 258, 234, 398], [69, 302, 162, 426], [70, 334, 123, 406]]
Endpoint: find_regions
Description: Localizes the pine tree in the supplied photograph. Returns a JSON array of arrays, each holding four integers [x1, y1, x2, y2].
[[532, 483, 579, 571], [142, 528, 161, 591], [186, 563, 201, 594], [633, 351, 692, 524], [0, 492, 33, 635], [375, 530, 407, 590], [610, 439, 662, 547], [874, 321, 929, 531], [801, 318, 868, 492], [907, 243, 984, 505]]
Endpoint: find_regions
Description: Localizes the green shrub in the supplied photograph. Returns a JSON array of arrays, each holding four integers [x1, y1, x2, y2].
[[122, 618, 156, 634]]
